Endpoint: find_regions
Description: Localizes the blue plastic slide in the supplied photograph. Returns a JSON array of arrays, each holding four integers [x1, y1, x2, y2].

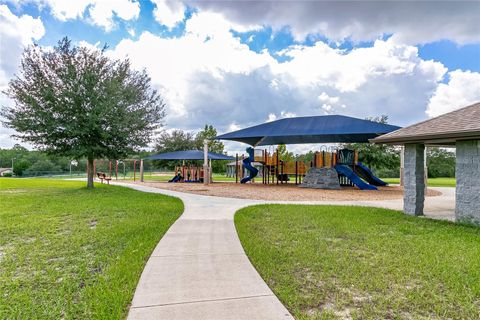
[[334, 165, 377, 190], [240, 147, 259, 184], [354, 162, 388, 186], [169, 174, 182, 183], [240, 158, 259, 183]]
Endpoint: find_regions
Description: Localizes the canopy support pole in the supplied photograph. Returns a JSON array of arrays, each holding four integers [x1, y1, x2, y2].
[[204, 140, 210, 185]]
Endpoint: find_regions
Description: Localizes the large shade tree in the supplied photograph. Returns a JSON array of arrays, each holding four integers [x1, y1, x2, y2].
[[342, 115, 400, 175], [1, 38, 165, 188], [155, 130, 196, 152]]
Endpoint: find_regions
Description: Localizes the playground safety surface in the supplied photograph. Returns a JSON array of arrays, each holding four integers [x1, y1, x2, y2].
[[128, 182, 441, 201]]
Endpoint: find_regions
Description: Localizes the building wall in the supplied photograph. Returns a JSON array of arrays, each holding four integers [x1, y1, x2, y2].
[[455, 140, 480, 224]]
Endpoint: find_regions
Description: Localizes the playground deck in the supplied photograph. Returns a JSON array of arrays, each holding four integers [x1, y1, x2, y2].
[[129, 182, 441, 201]]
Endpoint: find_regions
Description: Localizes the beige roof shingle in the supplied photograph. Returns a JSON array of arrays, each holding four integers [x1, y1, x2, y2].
[[372, 102, 480, 144]]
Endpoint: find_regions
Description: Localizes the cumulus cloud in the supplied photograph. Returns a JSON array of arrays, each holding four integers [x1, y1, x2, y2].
[[267, 111, 296, 122], [11, 0, 140, 31], [2, 4, 473, 151], [274, 40, 447, 92], [103, 10, 449, 143], [184, 0, 480, 44], [0, 5, 44, 79], [0, 4, 45, 148], [109, 12, 273, 120], [87, 0, 140, 31], [426, 70, 480, 117], [151, 0, 185, 29]]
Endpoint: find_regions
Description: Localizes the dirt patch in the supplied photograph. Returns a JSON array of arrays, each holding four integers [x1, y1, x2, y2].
[[0, 189, 29, 194], [89, 220, 97, 229], [125, 181, 441, 201]]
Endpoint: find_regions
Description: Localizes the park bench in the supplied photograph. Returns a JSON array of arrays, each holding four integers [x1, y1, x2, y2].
[[96, 172, 112, 184]]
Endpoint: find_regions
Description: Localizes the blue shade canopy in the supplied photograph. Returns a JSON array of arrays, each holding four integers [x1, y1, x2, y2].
[[146, 150, 235, 161], [216, 115, 401, 146]]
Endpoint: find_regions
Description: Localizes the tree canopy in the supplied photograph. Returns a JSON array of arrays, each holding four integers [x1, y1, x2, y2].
[[153, 124, 227, 172], [194, 124, 225, 154], [155, 130, 196, 153], [342, 115, 400, 177], [1, 38, 165, 187]]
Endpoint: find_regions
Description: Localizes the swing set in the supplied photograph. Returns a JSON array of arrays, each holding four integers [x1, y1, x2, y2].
[[88, 159, 145, 182]]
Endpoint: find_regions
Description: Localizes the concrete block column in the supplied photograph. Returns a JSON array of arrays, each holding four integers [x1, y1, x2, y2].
[[400, 146, 404, 186], [455, 140, 480, 224], [403, 144, 425, 216]]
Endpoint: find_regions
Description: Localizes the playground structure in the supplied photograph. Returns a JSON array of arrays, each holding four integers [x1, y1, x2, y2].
[[171, 165, 207, 183], [88, 149, 233, 184], [215, 114, 401, 190], [234, 147, 387, 190]]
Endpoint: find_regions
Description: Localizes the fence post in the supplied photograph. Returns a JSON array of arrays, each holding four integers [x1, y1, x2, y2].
[[133, 160, 137, 181], [235, 154, 238, 183]]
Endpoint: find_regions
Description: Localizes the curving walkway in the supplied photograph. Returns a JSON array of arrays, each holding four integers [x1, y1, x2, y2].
[[120, 183, 454, 319], [123, 184, 292, 320]]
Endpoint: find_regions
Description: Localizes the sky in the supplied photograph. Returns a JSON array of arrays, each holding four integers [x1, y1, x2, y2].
[[1, 0, 480, 154]]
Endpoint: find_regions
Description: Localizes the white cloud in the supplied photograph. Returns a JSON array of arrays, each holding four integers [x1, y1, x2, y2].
[[0, 5, 45, 148], [109, 12, 273, 121], [1, 6, 468, 151], [13, 0, 140, 31], [267, 113, 277, 122], [77, 40, 100, 51], [185, 1, 480, 44], [426, 70, 480, 117], [0, 4, 45, 87], [274, 39, 446, 93], [228, 123, 241, 131], [266, 111, 295, 122], [102, 11, 450, 146], [38, 0, 92, 20], [127, 27, 135, 37], [318, 92, 339, 105], [87, 0, 140, 31], [151, 0, 185, 29]]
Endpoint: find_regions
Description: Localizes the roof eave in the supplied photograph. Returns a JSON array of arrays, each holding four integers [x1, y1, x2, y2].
[[370, 131, 480, 145]]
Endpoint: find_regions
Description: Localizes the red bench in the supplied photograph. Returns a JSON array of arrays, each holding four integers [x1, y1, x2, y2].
[[97, 172, 112, 184]]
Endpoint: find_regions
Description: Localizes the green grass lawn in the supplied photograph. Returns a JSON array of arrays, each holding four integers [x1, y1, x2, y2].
[[0, 179, 183, 319], [236, 205, 480, 319], [382, 177, 456, 187]]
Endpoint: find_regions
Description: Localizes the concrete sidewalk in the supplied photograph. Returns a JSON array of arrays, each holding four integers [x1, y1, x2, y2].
[[122, 183, 454, 319], [124, 184, 292, 320]]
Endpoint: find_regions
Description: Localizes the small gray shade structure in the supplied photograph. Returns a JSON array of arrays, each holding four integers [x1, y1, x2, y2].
[[146, 150, 234, 161], [216, 115, 401, 146], [371, 102, 480, 225]]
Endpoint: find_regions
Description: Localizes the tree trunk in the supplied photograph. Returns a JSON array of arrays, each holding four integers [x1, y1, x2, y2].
[[87, 156, 94, 189]]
